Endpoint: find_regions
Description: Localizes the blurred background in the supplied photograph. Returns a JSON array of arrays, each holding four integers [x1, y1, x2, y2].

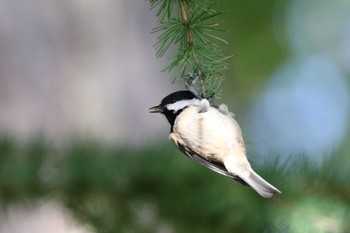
[[0, 0, 349, 232]]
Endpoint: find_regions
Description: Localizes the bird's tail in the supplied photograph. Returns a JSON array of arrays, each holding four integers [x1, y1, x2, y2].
[[240, 170, 281, 198]]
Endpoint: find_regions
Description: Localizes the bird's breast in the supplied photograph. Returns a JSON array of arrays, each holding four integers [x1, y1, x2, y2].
[[173, 106, 242, 160]]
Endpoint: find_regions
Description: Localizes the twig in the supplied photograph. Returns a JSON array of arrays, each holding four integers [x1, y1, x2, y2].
[[179, 0, 188, 21], [150, 0, 228, 100], [179, 0, 192, 46], [179, 0, 206, 96]]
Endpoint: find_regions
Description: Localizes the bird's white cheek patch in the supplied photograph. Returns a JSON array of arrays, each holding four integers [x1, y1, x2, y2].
[[167, 98, 200, 113]]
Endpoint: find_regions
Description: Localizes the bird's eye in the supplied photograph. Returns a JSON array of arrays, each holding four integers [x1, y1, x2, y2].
[[170, 98, 176, 103]]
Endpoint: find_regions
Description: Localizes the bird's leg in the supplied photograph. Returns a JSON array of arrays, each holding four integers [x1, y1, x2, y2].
[[218, 104, 235, 117], [184, 71, 202, 100], [198, 99, 210, 113]]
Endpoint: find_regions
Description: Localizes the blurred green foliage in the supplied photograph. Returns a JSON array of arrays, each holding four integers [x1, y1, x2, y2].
[[0, 136, 349, 233], [218, 0, 290, 108]]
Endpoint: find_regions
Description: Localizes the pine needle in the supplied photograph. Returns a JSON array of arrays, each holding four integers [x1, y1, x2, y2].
[[149, 0, 230, 100]]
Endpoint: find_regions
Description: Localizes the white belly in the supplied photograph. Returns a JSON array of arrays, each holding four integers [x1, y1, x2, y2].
[[173, 106, 245, 161]]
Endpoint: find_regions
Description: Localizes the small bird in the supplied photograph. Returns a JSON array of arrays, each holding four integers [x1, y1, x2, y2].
[[150, 90, 281, 198]]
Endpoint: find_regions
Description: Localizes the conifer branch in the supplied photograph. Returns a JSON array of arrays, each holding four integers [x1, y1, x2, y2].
[[149, 0, 230, 100]]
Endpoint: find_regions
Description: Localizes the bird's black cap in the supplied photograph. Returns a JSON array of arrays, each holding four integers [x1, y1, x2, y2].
[[160, 90, 197, 106], [149, 90, 196, 113], [149, 90, 198, 129]]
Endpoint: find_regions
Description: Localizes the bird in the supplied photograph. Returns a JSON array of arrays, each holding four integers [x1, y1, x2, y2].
[[149, 90, 281, 198]]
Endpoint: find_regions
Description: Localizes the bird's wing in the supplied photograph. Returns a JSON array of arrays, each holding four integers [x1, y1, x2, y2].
[[170, 132, 248, 185]]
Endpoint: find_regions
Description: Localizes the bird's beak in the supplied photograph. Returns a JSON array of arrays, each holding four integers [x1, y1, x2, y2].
[[149, 105, 163, 113]]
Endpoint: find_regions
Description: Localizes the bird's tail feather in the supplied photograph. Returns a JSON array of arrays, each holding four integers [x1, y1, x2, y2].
[[240, 170, 281, 198]]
